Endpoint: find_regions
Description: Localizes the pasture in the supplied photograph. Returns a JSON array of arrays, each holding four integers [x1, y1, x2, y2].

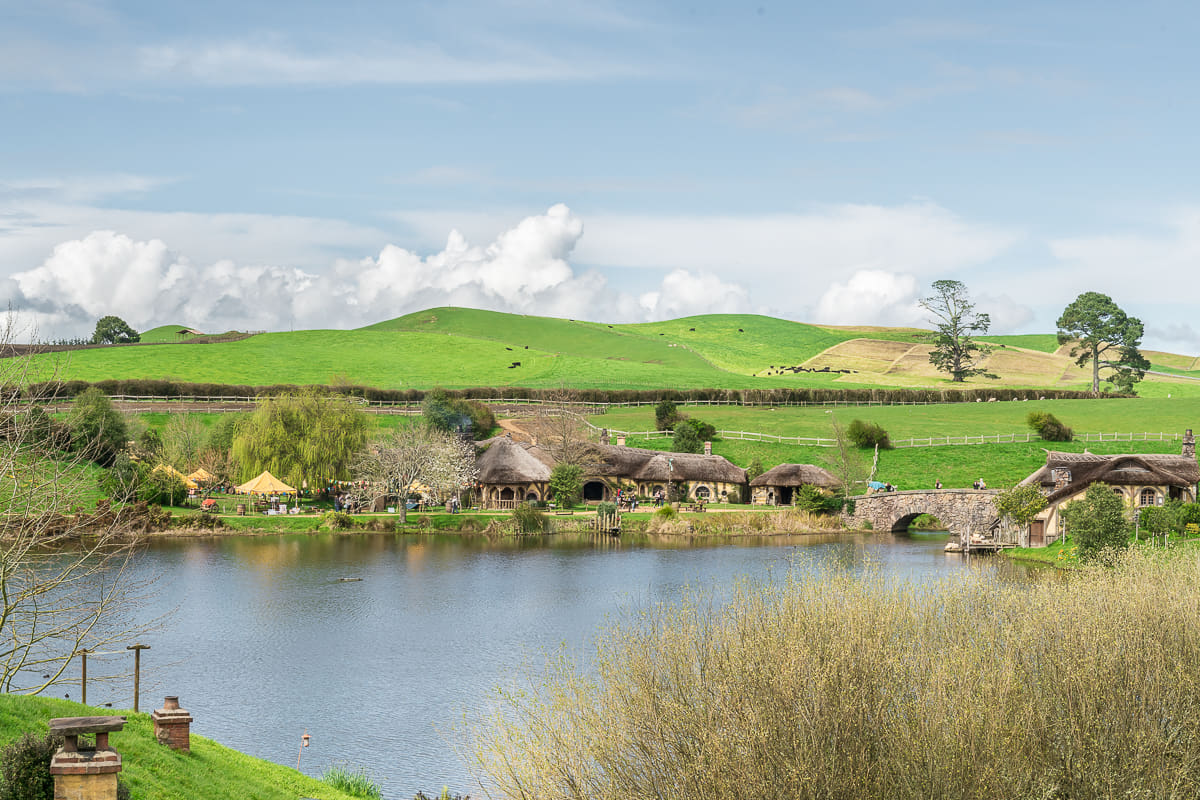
[[20, 306, 1200, 393]]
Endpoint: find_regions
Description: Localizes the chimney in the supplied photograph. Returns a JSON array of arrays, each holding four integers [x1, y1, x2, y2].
[[49, 715, 126, 800], [703, 441, 712, 456], [599, 428, 610, 446], [617, 436, 626, 447], [1184, 429, 1195, 459], [152, 696, 194, 752]]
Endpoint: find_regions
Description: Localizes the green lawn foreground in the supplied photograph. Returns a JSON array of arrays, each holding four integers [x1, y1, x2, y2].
[[0, 694, 362, 800]]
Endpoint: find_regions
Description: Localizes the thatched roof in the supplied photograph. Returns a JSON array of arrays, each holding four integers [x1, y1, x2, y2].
[[475, 438, 747, 485], [476, 436, 552, 484], [750, 463, 840, 489], [1020, 450, 1199, 503], [568, 442, 746, 484]]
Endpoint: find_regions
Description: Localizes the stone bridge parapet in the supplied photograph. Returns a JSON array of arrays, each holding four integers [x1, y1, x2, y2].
[[846, 489, 1000, 535]]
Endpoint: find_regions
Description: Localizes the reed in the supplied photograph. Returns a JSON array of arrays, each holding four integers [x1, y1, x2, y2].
[[474, 549, 1200, 799]]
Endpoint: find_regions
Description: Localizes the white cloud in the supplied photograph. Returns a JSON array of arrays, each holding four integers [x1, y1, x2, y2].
[[5, 206, 762, 337], [975, 292, 1034, 332], [814, 270, 922, 326]]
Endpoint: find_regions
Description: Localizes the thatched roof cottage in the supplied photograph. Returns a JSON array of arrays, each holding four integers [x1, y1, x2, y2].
[[1016, 429, 1198, 546], [749, 464, 840, 505], [474, 436, 747, 507], [475, 436, 552, 508]]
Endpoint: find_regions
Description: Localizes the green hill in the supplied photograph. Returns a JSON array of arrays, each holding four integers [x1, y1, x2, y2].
[[0, 694, 361, 800], [20, 307, 1200, 395], [139, 325, 201, 344]]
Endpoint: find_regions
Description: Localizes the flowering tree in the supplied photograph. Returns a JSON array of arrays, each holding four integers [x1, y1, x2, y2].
[[350, 423, 477, 523]]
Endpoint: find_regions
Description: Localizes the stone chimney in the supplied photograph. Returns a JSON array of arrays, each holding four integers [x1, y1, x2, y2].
[[152, 696, 193, 752], [1184, 429, 1195, 459], [599, 428, 610, 446], [616, 436, 626, 447], [703, 441, 712, 456], [49, 716, 126, 800]]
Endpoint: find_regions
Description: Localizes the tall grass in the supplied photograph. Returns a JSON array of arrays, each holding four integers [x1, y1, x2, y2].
[[320, 764, 383, 799], [474, 550, 1200, 799]]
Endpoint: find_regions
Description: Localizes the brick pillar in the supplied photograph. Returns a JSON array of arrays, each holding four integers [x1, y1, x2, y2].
[[152, 696, 194, 752], [49, 717, 125, 800], [703, 441, 712, 455]]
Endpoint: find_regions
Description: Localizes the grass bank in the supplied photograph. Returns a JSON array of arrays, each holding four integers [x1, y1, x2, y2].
[[0, 694, 363, 800], [474, 549, 1200, 800]]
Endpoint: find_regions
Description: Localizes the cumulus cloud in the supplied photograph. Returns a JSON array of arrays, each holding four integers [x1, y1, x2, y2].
[[6, 205, 758, 337], [814, 269, 922, 326]]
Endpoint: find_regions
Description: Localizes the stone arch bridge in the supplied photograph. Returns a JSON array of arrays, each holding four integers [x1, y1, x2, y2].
[[846, 489, 1000, 535]]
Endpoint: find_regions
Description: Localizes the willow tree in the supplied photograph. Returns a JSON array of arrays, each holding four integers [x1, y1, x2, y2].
[[232, 390, 369, 491]]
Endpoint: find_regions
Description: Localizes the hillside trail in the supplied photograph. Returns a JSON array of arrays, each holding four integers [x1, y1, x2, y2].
[[498, 418, 534, 443]]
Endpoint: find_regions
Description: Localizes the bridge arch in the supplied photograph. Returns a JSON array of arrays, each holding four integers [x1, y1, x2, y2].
[[846, 489, 1000, 536]]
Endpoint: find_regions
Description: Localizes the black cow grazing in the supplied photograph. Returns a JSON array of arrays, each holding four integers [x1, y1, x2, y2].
[[689, 327, 695, 331], [511, 361, 521, 367], [738, 328, 743, 332], [506, 347, 513, 350]]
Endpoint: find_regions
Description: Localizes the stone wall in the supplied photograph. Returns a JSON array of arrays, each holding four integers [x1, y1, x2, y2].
[[846, 489, 1000, 535]]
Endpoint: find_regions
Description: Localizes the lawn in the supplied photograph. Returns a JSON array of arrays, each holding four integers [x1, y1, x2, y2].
[[0, 694, 363, 800]]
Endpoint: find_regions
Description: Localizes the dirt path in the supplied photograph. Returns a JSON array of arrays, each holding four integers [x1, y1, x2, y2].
[[497, 418, 534, 443]]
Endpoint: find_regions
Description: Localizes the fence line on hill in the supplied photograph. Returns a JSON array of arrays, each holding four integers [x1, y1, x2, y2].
[[90, 394, 1071, 412], [580, 420, 1186, 450]]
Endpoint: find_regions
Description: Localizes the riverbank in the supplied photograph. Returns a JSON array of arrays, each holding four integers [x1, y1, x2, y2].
[[151, 505, 869, 538], [0, 694, 365, 800]]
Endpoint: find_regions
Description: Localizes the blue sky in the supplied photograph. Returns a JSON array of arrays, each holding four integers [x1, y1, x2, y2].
[[2, 0, 1199, 352]]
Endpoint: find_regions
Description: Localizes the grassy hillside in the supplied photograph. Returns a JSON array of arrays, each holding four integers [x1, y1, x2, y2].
[[21, 307, 1200, 395], [139, 325, 198, 344], [0, 694, 362, 800]]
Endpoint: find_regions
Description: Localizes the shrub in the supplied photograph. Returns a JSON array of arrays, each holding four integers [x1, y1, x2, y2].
[[549, 463, 583, 509], [1062, 482, 1130, 560], [0, 731, 62, 800], [100, 452, 147, 502], [512, 502, 548, 534], [655, 400, 681, 431], [139, 468, 188, 507], [596, 501, 617, 517], [846, 419, 892, 449], [320, 510, 356, 530], [1026, 411, 1073, 442], [67, 387, 127, 466], [672, 418, 717, 454], [654, 504, 678, 520], [320, 764, 383, 800], [794, 484, 845, 515]]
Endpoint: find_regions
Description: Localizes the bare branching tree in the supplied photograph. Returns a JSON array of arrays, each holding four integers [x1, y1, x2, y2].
[[536, 386, 592, 466], [1, 314, 157, 694], [350, 423, 478, 523], [826, 415, 872, 494]]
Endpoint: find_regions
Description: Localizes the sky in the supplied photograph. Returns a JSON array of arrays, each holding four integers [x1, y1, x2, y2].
[[2, 0, 1199, 352]]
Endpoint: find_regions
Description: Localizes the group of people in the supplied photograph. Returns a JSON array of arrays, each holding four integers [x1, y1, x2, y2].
[[972, 478, 988, 490]]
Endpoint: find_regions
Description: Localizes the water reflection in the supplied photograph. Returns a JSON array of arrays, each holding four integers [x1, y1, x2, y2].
[[60, 531, 1043, 798]]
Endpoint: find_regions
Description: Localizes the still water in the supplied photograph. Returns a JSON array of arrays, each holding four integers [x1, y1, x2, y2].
[[70, 531, 1038, 798]]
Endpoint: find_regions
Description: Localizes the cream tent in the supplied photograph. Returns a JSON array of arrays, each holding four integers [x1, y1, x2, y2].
[[153, 464, 198, 490], [235, 471, 296, 495], [187, 468, 216, 485]]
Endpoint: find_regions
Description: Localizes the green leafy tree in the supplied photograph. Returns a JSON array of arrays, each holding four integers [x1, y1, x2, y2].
[[68, 387, 127, 466], [422, 388, 495, 438], [1137, 505, 1172, 540], [655, 400, 681, 431], [549, 462, 583, 509], [140, 467, 188, 506], [1026, 411, 1073, 442], [919, 279, 996, 382], [232, 390, 369, 490], [672, 418, 716, 454], [1061, 482, 1131, 561], [90, 315, 140, 344], [100, 451, 147, 502], [994, 484, 1048, 537], [846, 419, 892, 449], [1056, 291, 1150, 394]]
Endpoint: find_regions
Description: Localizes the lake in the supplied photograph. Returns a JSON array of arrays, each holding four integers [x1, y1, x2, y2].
[[59, 531, 1040, 798]]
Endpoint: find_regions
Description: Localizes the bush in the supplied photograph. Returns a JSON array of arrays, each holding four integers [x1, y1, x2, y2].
[[794, 484, 844, 515], [653, 504, 678, 521], [100, 452, 147, 502], [67, 387, 127, 466], [549, 463, 583, 509], [1026, 411, 1073, 442], [1062, 482, 1130, 560], [596, 501, 617, 517], [846, 419, 892, 449], [512, 502, 548, 533], [672, 418, 717, 454], [320, 510, 356, 530], [655, 400, 681, 431], [139, 468, 188, 506], [0, 731, 62, 800], [320, 764, 383, 800]]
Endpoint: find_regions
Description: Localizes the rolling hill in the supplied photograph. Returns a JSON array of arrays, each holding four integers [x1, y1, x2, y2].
[[14, 307, 1199, 395]]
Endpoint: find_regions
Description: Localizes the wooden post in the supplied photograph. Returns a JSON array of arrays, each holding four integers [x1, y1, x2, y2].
[[79, 649, 93, 706], [127, 644, 150, 712]]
